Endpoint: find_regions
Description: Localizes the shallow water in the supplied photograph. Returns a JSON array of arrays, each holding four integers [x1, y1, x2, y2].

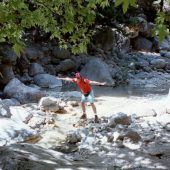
[[62, 83, 170, 99]]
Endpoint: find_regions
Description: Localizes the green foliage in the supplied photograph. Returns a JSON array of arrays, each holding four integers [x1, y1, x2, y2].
[[115, 0, 137, 13], [0, 0, 110, 55], [153, 12, 170, 41], [0, 0, 170, 56]]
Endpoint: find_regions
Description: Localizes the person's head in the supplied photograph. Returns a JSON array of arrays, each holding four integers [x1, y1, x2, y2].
[[75, 72, 82, 80], [75, 72, 81, 78]]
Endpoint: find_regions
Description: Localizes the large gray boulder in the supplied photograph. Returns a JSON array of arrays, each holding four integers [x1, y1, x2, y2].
[[3, 78, 44, 104], [81, 57, 115, 85], [34, 74, 62, 88], [0, 143, 93, 170]]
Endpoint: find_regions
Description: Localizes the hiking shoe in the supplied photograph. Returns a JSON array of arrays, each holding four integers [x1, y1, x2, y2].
[[94, 115, 99, 123], [80, 113, 87, 120]]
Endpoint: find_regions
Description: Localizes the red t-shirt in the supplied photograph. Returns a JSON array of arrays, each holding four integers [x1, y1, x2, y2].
[[72, 78, 91, 94]]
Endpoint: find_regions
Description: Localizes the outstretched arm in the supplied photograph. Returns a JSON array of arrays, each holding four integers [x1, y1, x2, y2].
[[56, 77, 73, 82], [89, 80, 106, 86]]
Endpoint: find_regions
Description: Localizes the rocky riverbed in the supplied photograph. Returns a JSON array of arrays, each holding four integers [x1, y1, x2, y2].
[[0, 85, 170, 170], [1, 35, 170, 170]]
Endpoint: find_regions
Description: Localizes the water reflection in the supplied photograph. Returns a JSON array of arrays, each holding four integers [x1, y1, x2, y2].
[[93, 85, 169, 98]]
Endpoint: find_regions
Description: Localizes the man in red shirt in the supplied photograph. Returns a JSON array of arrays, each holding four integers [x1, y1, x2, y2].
[[57, 72, 106, 123]]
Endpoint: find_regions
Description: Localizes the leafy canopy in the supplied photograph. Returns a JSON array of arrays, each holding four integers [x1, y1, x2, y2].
[[0, 0, 170, 56], [0, 0, 109, 55]]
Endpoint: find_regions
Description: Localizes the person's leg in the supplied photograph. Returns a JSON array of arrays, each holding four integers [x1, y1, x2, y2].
[[81, 102, 86, 114], [91, 103, 96, 114], [91, 103, 99, 123], [80, 95, 87, 119], [88, 91, 99, 123]]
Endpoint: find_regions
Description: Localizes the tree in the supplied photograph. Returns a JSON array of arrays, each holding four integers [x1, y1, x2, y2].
[[0, 0, 169, 56], [0, 0, 109, 55]]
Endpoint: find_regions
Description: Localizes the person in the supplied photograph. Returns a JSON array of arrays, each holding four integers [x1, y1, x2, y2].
[[57, 72, 106, 123]]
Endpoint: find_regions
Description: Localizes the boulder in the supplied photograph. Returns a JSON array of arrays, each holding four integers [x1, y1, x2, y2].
[[28, 63, 44, 76], [52, 47, 70, 59], [133, 37, 153, 51], [38, 97, 61, 112], [59, 59, 75, 72], [34, 74, 62, 88], [81, 57, 115, 85], [0, 143, 82, 169], [24, 47, 43, 61], [108, 112, 132, 126], [3, 78, 44, 104]]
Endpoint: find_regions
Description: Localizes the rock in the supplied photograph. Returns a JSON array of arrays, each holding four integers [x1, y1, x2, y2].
[[150, 59, 166, 69], [93, 27, 130, 52], [28, 116, 46, 129], [33, 74, 62, 88], [110, 112, 132, 126], [38, 96, 61, 112], [19, 72, 33, 84], [0, 46, 17, 64], [123, 130, 141, 143], [133, 36, 153, 51], [159, 38, 170, 51], [0, 119, 36, 146], [0, 100, 11, 118], [28, 63, 45, 76], [93, 27, 114, 51], [24, 47, 43, 61], [130, 16, 148, 33], [0, 143, 85, 169], [45, 64, 56, 75], [165, 124, 170, 131], [0, 64, 15, 86], [10, 106, 33, 123], [52, 47, 70, 59], [3, 78, 44, 104], [81, 57, 115, 85], [59, 59, 75, 72], [66, 131, 81, 144], [144, 142, 170, 157], [160, 51, 170, 57], [17, 55, 30, 73], [1, 98, 20, 107], [141, 22, 155, 38]]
